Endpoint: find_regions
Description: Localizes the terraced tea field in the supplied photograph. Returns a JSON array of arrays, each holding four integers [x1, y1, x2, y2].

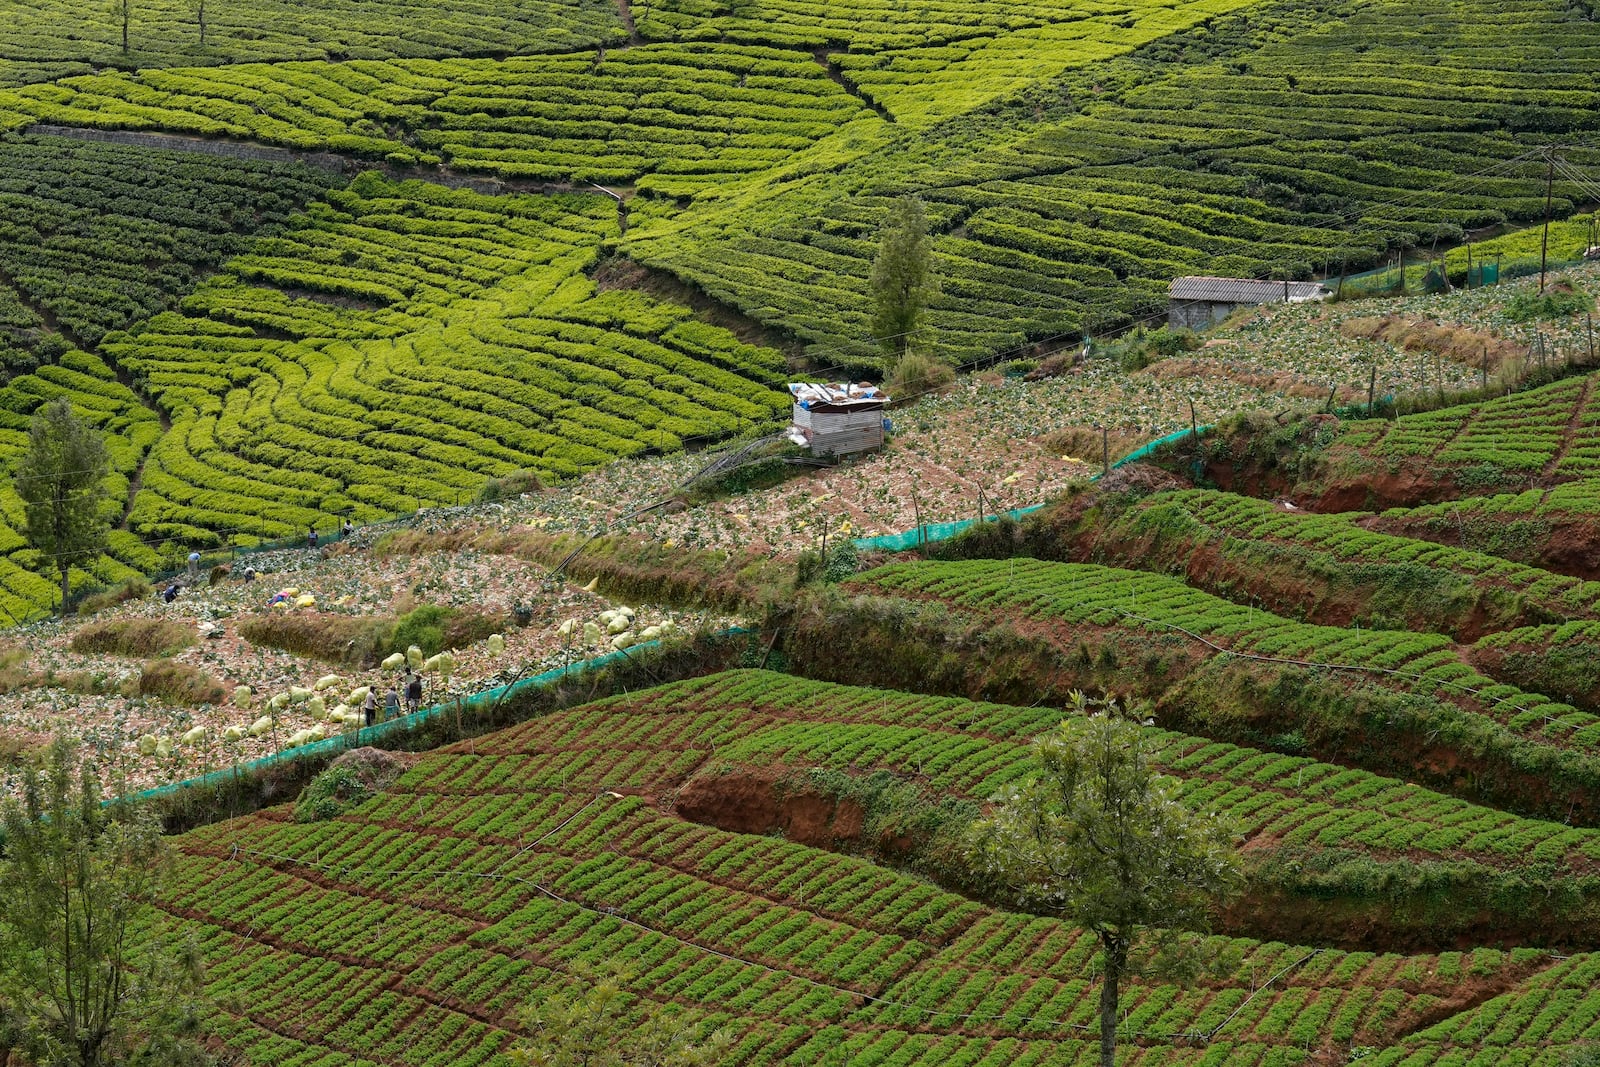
[[3, 1, 1600, 1059], [0, 0, 1589, 614], [155, 672, 1600, 1065], [0, 0, 622, 85]]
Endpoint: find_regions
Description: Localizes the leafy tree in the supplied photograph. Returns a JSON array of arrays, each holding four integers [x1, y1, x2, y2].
[[510, 962, 731, 1067], [0, 739, 209, 1067], [14, 397, 112, 608], [968, 694, 1243, 1067], [869, 195, 938, 360]]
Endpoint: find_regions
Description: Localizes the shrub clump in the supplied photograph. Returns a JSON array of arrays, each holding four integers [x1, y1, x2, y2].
[[75, 578, 152, 617], [885, 352, 955, 399], [239, 613, 394, 666], [294, 765, 371, 823], [71, 618, 194, 657], [241, 605, 511, 666], [388, 605, 509, 659], [294, 747, 406, 822], [477, 469, 545, 503], [1504, 279, 1592, 321], [138, 660, 226, 706]]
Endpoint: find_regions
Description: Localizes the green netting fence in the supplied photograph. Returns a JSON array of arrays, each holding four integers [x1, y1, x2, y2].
[[1332, 253, 1586, 297], [849, 425, 1213, 553], [119, 419, 1237, 804], [848, 506, 1048, 553], [131, 422, 1226, 803], [124, 628, 749, 806]]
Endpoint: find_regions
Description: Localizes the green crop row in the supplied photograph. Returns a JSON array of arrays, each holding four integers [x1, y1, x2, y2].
[[0, 0, 620, 84], [154, 669, 1582, 1064], [85, 174, 790, 548], [854, 559, 1594, 748], [494, 671, 1600, 874], [1471, 622, 1600, 716], [1062, 487, 1600, 639], [622, 0, 1600, 366], [0, 44, 871, 197], [0, 158, 792, 609], [0, 134, 339, 356]]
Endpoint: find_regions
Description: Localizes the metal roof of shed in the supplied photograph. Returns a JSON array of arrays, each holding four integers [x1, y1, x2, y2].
[[1168, 276, 1330, 303]]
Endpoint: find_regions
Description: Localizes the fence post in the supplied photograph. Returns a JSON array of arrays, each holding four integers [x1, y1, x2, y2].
[[910, 488, 925, 558]]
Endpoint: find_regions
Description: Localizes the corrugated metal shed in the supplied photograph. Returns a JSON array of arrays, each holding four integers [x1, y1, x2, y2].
[[789, 382, 888, 457], [1168, 277, 1329, 303]]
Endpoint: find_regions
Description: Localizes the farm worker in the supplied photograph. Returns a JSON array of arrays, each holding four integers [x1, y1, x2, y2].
[[308, 527, 319, 549], [360, 687, 378, 727], [405, 670, 423, 713], [242, 566, 256, 583], [162, 582, 181, 604], [187, 550, 201, 578], [267, 590, 291, 607], [383, 684, 401, 721], [342, 520, 354, 540]]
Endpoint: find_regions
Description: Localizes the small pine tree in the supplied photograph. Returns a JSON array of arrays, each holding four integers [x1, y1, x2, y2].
[[869, 195, 938, 360], [14, 396, 112, 609]]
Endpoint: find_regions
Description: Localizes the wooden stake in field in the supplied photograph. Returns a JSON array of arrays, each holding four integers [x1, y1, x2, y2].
[[1368, 364, 1377, 413], [911, 487, 925, 557]]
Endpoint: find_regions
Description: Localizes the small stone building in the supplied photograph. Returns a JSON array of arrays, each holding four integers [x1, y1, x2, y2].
[[1168, 276, 1330, 330], [788, 382, 889, 457]]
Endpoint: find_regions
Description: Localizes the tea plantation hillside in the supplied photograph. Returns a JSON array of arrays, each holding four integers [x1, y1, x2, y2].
[[8, 256, 1600, 1061], [0, 0, 1591, 612], [16, 354, 1596, 1065], [0, 0, 622, 86]]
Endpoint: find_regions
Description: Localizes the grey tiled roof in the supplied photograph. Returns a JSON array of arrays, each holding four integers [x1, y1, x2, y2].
[[1168, 276, 1330, 303]]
